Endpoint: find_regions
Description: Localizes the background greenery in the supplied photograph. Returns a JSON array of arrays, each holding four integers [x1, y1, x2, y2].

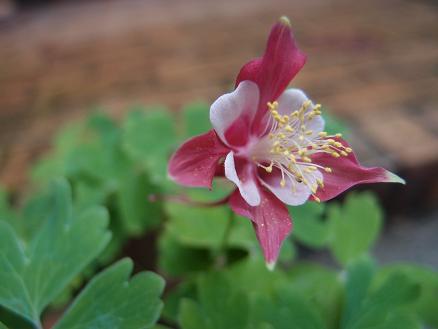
[[0, 104, 436, 329]]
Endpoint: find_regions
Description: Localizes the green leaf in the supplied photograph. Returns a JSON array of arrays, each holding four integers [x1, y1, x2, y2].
[[19, 181, 79, 241], [179, 272, 250, 329], [65, 114, 129, 183], [0, 179, 111, 328], [290, 202, 328, 248], [162, 281, 197, 324], [31, 122, 86, 184], [354, 274, 419, 328], [179, 299, 210, 329], [116, 171, 162, 236], [158, 231, 214, 277], [122, 109, 176, 185], [163, 190, 293, 271], [288, 264, 343, 329], [165, 202, 255, 250], [327, 193, 382, 266], [226, 258, 288, 296], [369, 310, 421, 329], [341, 257, 376, 329], [32, 113, 131, 199], [181, 102, 210, 138], [343, 259, 420, 329], [74, 180, 112, 210], [250, 288, 326, 329], [54, 259, 165, 329], [375, 264, 438, 327]]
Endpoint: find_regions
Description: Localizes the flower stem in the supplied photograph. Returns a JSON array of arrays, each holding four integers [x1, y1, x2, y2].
[[149, 193, 230, 208], [214, 210, 235, 268]]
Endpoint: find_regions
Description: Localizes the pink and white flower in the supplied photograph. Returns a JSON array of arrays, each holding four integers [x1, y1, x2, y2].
[[168, 17, 404, 268]]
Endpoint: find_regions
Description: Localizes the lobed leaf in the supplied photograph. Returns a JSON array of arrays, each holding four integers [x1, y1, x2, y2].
[[54, 259, 165, 329], [122, 109, 176, 186], [178, 273, 250, 329], [375, 264, 438, 327], [327, 193, 382, 266], [342, 258, 420, 329], [0, 179, 111, 328]]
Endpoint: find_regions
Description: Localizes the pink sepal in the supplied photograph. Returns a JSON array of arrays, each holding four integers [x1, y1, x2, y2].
[[229, 188, 292, 268], [168, 130, 230, 188]]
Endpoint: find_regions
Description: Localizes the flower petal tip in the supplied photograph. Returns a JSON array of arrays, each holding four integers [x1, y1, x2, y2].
[[386, 171, 406, 185], [266, 261, 276, 271], [279, 16, 291, 27]]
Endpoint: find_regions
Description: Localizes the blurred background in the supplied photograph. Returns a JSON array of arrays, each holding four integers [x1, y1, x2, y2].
[[0, 0, 437, 266]]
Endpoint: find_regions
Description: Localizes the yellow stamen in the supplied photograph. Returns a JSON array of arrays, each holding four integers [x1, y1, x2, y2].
[[257, 100, 347, 198], [285, 125, 294, 132]]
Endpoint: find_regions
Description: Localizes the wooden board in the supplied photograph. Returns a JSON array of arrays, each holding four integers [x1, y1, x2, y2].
[[0, 0, 437, 201]]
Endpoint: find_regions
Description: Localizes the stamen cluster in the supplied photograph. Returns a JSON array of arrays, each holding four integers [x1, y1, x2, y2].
[[253, 100, 352, 202]]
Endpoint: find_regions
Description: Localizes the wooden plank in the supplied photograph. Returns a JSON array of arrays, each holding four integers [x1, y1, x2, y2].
[[0, 0, 436, 193]]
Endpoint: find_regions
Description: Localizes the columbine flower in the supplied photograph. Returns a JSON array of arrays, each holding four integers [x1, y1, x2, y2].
[[168, 17, 404, 268]]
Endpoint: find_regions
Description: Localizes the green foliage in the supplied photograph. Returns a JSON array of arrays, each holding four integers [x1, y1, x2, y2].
[[250, 290, 326, 329], [181, 102, 211, 138], [375, 264, 438, 328], [174, 255, 430, 329], [158, 202, 256, 278], [179, 260, 326, 329], [341, 258, 421, 329], [290, 202, 327, 248], [290, 192, 382, 266], [116, 171, 162, 236], [2, 103, 436, 329], [0, 180, 164, 329], [341, 257, 376, 328], [158, 232, 214, 277], [226, 258, 288, 296], [122, 109, 176, 186], [327, 193, 382, 266], [179, 273, 250, 329], [54, 259, 164, 329], [0, 180, 110, 327], [160, 191, 295, 278], [31, 112, 167, 264], [287, 264, 343, 329], [164, 202, 253, 250]]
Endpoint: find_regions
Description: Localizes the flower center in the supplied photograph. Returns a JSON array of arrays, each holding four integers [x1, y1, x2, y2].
[[251, 100, 352, 202]]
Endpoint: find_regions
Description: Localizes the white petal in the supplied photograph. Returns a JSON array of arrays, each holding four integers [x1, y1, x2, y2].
[[224, 152, 261, 206], [260, 172, 311, 206], [277, 88, 325, 137], [259, 168, 323, 206], [210, 80, 259, 146]]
